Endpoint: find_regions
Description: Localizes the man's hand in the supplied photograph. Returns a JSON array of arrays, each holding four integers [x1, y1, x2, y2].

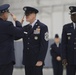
[[56, 56, 61, 61], [10, 13, 17, 21], [36, 61, 43, 67], [62, 59, 68, 66], [21, 16, 25, 24]]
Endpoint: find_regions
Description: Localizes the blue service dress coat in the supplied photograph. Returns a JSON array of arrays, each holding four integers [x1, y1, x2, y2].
[[50, 43, 62, 59], [61, 23, 76, 65], [0, 18, 23, 65], [22, 20, 48, 66], [50, 43, 63, 75]]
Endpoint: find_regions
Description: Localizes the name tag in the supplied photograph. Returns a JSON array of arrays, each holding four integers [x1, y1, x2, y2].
[[67, 33, 71, 35], [24, 32, 28, 34]]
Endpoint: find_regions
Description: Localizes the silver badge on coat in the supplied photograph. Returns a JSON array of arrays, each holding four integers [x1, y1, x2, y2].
[[34, 36, 38, 40], [68, 37, 70, 40], [45, 32, 49, 41]]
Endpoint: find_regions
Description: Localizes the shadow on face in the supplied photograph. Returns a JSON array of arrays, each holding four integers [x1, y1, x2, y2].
[[0, 12, 9, 20], [3, 12, 9, 20], [71, 14, 76, 23], [26, 13, 36, 23]]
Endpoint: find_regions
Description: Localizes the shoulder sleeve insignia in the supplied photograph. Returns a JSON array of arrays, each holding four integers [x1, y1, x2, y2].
[[44, 32, 49, 41]]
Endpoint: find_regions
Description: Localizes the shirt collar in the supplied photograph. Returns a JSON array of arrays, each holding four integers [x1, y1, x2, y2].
[[31, 19, 37, 28], [55, 43, 59, 47], [73, 22, 76, 29]]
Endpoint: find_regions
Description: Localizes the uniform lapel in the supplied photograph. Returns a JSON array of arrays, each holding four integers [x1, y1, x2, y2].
[[70, 23, 74, 32], [69, 23, 75, 39], [28, 21, 39, 36]]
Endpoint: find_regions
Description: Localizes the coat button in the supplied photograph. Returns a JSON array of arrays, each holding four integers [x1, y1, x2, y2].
[[28, 43, 29, 44], [74, 43, 76, 44], [28, 38, 30, 39], [74, 48, 76, 49], [27, 48, 29, 50]]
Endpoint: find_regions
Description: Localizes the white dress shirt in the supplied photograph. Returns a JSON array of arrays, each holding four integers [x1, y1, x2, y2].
[[56, 43, 59, 47], [73, 22, 76, 29], [30, 19, 37, 28]]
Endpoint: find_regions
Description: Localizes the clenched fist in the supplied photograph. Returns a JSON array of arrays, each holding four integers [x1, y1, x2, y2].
[[36, 61, 43, 67], [56, 56, 61, 61]]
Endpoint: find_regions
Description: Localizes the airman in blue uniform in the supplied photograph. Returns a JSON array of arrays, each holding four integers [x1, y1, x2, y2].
[[61, 6, 76, 75], [0, 4, 23, 75], [21, 6, 49, 75], [50, 34, 63, 75]]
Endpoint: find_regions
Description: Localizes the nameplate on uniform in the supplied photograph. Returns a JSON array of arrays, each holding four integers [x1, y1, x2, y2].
[[24, 31, 28, 34], [67, 33, 71, 35]]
